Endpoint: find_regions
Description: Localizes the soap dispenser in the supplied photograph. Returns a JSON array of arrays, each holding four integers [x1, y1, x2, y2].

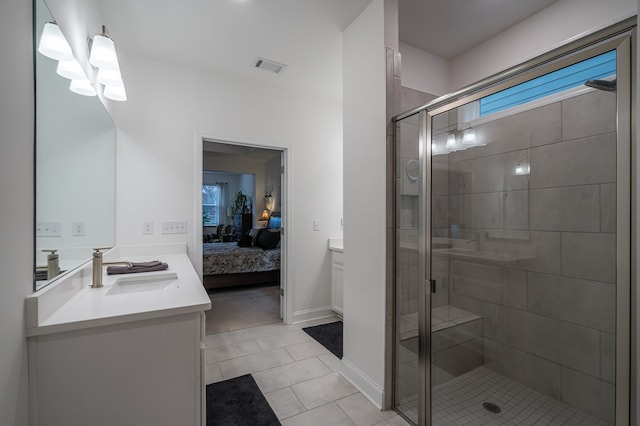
[[42, 249, 59, 280]]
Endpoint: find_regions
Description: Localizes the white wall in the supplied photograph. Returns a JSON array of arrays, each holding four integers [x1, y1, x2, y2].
[[112, 50, 343, 322], [399, 42, 451, 96], [450, 0, 637, 90], [0, 1, 34, 424], [342, 0, 388, 407]]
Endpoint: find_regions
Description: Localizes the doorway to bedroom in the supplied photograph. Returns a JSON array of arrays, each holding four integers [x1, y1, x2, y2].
[[199, 139, 287, 335]]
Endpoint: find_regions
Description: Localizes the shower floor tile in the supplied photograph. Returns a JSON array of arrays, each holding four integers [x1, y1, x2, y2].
[[398, 366, 610, 425]]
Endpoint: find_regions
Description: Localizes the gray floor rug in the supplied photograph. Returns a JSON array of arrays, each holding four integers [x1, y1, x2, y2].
[[302, 320, 343, 359], [206, 374, 280, 426]]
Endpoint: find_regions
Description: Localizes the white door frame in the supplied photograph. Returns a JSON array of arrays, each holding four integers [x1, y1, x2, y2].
[[193, 132, 292, 325]]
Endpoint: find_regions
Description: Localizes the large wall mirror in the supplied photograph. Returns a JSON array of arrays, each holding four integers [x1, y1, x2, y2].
[[34, 0, 115, 291]]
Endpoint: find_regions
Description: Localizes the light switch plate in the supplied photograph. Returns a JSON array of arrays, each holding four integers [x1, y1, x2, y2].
[[143, 221, 154, 235], [36, 222, 61, 237], [72, 222, 85, 236], [162, 221, 187, 234]]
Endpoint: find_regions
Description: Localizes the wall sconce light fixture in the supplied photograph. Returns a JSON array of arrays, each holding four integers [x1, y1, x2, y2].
[[69, 78, 97, 97], [442, 127, 483, 153], [38, 22, 96, 97], [89, 26, 127, 101], [56, 58, 85, 80], [38, 22, 73, 61]]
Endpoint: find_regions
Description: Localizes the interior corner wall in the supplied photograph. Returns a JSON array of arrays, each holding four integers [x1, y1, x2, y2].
[[450, 0, 637, 90], [111, 50, 343, 321], [342, 0, 388, 407], [0, 1, 34, 425], [399, 42, 451, 97]]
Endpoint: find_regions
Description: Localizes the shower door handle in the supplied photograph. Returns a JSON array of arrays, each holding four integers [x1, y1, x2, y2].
[[429, 279, 436, 294]]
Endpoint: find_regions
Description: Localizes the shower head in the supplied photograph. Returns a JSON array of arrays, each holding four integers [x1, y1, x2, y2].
[[584, 78, 616, 92]]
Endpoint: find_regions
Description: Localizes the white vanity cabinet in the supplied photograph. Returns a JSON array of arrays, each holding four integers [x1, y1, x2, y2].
[[26, 245, 211, 426], [28, 312, 206, 426], [329, 239, 344, 317]]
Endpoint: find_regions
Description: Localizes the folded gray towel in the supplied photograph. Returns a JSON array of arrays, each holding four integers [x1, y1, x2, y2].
[[106, 261, 169, 275]]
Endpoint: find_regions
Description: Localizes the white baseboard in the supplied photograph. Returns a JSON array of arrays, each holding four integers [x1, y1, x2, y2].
[[340, 357, 385, 409], [291, 306, 335, 324]]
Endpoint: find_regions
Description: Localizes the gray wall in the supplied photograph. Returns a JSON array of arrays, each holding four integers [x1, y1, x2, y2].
[[0, 0, 33, 424], [444, 89, 616, 422]]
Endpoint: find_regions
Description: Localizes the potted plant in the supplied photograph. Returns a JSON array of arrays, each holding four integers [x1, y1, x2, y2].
[[231, 191, 248, 215]]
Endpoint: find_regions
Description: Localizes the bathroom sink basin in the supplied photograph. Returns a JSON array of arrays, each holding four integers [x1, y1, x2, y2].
[[106, 272, 179, 295]]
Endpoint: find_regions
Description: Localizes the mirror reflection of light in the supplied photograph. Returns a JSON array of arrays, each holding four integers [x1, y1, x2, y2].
[[56, 59, 85, 80], [515, 159, 530, 175], [445, 133, 456, 150], [462, 128, 476, 145], [69, 79, 97, 97], [38, 22, 73, 61]]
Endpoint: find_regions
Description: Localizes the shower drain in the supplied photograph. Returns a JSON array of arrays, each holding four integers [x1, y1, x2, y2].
[[482, 402, 502, 414]]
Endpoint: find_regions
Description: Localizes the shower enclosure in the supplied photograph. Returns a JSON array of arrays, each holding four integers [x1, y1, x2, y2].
[[392, 20, 634, 426]]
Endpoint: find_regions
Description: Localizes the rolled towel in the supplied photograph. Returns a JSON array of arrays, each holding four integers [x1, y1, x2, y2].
[[106, 261, 169, 275]]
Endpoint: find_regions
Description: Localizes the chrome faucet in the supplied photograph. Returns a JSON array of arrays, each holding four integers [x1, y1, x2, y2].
[[91, 248, 132, 288], [42, 249, 59, 280]]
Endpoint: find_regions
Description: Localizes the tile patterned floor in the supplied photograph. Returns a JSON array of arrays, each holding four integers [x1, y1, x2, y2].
[[396, 366, 610, 425], [205, 284, 281, 334], [205, 316, 410, 426]]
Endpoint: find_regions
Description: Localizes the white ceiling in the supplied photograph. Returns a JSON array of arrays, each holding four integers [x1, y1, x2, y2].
[[98, 0, 560, 100], [399, 0, 560, 59], [98, 0, 373, 101]]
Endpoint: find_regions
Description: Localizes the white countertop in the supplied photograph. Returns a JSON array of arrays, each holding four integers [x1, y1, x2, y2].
[[328, 238, 343, 252], [26, 244, 211, 337]]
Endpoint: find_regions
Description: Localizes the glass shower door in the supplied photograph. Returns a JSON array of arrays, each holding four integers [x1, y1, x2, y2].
[[427, 41, 629, 425], [394, 111, 425, 424]]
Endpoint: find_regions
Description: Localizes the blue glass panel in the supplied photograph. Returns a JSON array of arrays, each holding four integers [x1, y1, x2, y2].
[[480, 50, 616, 116]]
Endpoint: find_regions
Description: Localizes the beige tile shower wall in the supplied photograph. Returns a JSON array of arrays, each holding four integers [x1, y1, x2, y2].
[[446, 89, 617, 423]]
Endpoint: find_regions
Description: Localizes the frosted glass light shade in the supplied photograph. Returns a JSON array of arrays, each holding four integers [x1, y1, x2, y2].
[[97, 68, 124, 87], [104, 85, 127, 101], [38, 22, 73, 61], [462, 128, 476, 145], [89, 35, 119, 70], [445, 134, 456, 150], [56, 59, 85, 80], [69, 79, 97, 96]]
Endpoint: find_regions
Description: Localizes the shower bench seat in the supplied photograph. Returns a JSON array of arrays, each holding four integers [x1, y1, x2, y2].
[[399, 305, 481, 341], [399, 305, 484, 386]]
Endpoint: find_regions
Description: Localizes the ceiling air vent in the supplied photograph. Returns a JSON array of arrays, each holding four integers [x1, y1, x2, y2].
[[254, 57, 287, 74]]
